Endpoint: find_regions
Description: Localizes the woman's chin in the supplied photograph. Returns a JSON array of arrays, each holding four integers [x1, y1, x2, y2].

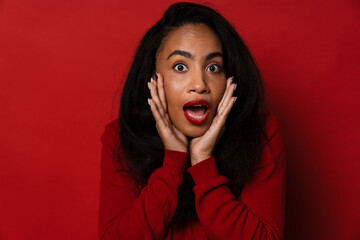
[[180, 125, 209, 138], [186, 132, 205, 138]]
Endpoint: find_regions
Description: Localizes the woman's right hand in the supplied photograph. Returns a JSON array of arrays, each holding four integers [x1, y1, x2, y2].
[[148, 73, 188, 152]]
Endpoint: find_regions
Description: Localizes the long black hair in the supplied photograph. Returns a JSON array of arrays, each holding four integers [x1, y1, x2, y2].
[[118, 2, 268, 228]]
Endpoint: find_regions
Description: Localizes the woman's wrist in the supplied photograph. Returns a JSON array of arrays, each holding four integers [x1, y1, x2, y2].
[[164, 145, 188, 153], [187, 156, 221, 184], [190, 153, 212, 166], [163, 149, 189, 173]]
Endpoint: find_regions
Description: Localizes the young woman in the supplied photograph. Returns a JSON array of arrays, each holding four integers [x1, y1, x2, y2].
[[99, 2, 285, 240]]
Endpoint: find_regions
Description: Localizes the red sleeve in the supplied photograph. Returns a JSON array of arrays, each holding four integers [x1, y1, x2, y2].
[[187, 115, 286, 240], [98, 120, 188, 240]]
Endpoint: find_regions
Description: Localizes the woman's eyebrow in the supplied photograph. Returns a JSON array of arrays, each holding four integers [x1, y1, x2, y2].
[[205, 52, 222, 60], [167, 50, 193, 59], [167, 50, 223, 60]]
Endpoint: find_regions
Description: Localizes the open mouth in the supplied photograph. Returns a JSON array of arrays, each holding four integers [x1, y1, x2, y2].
[[183, 99, 210, 125]]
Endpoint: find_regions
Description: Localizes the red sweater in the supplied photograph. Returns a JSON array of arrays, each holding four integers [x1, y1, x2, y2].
[[98, 115, 285, 240]]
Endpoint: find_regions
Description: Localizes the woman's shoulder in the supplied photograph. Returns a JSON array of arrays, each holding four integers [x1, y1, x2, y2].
[[102, 118, 120, 140], [260, 114, 285, 167], [264, 114, 282, 140], [100, 119, 141, 188], [101, 119, 129, 170]]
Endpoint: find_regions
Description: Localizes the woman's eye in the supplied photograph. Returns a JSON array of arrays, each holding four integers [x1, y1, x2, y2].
[[173, 63, 188, 72], [207, 64, 221, 73]]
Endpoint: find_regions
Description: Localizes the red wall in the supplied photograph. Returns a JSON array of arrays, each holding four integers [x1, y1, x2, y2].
[[1, 0, 359, 239]]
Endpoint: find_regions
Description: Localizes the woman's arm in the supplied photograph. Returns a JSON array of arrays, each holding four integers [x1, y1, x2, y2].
[[187, 116, 286, 240], [98, 121, 188, 240]]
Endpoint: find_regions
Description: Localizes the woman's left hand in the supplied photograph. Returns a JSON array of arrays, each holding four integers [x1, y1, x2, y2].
[[190, 77, 237, 166]]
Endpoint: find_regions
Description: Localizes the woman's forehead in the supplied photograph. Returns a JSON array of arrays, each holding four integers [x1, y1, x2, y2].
[[158, 24, 222, 59]]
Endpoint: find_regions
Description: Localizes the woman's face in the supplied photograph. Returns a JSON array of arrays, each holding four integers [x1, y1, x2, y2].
[[156, 24, 227, 137]]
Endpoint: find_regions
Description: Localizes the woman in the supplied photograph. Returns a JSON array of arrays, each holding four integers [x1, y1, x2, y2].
[[99, 2, 285, 239]]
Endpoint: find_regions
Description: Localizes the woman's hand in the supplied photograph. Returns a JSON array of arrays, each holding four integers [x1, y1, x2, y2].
[[190, 77, 237, 165], [148, 73, 189, 152]]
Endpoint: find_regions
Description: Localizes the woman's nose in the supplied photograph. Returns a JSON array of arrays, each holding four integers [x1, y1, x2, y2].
[[187, 69, 209, 94]]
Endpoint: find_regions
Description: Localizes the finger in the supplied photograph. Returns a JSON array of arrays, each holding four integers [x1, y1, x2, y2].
[[217, 77, 233, 111], [153, 74, 158, 89], [172, 123, 188, 143], [165, 114, 171, 124], [216, 96, 236, 126], [148, 80, 165, 118], [148, 98, 168, 129], [218, 81, 236, 115], [218, 84, 236, 115], [156, 73, 167, 113], [217, 77, 232, 109]]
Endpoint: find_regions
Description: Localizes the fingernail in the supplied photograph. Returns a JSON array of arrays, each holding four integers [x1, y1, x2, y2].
[[155, 73, 158, 80], [234, 84, 237, 90], [150, 77, 154, 83], [148, 98, 151, 106], [233, 97, 237, 103], [231, 76, 234, 83], [147, 82, 150, 89]]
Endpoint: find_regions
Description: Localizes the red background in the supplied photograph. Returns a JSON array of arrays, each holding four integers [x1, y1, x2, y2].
[[1, 0, 359, 239]]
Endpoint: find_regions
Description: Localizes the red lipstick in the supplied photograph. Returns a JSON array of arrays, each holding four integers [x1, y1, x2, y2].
[[183, 99, 210, 125]]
